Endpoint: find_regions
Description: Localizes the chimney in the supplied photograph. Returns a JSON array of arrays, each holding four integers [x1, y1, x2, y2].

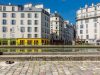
[[85, 4, 88, 8], [9, 3, 11, 5], [92, 3, 94, 7], [55, 11, 57, 13]]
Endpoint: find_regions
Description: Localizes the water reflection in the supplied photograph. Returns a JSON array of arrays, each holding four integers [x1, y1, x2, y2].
[[0, 48, 100, 53]]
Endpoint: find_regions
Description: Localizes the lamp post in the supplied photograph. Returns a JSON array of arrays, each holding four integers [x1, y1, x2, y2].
[[51, 33, 54, 45], [97, 22, 100, 38], [97, 22, 100, 44]]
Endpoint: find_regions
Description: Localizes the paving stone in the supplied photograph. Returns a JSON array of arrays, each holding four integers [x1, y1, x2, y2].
[[0, 61, 100, 75]]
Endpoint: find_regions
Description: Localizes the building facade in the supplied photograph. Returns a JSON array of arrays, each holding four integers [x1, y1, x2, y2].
[[64, 21, 74, 45], [50, 12, 64, 45], [0, 3, 50, 45], [76, 3, 100, 44]]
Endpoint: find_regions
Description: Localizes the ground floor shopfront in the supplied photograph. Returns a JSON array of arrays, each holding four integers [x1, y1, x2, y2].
[[0, 38, 50, 46]]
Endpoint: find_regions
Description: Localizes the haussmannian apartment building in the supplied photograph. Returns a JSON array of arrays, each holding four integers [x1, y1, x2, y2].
[[76, 3, 100, 44], [0, 3, 50, 46], [50, 11, 65, 44], [50, 12, 75, 45], [64, 21, 74, 45]]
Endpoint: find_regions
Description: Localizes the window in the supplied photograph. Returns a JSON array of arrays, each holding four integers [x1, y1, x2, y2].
[[94, 29, 97, 33], [34, 40, 38, 45], [3, 34, 6, 38], [94, 23, 97, 27], [10, 27, 15, 33], [28, 20, 32, 25], [10, 40, 16, 45], [86, 14, 88, 17], [3, 13, 7, 18], [81, 35, 83, 39], [20, 20, 24, 25], [86, 24, 88, 28], [61, 24, 63, 27], [34, 20, 38, 25], [56, 31, 57, 34], [56, 18, 57, 20], [47, 23, 48, 27], [27, 40, 32, 45], [45, 16, 46, 20], [11, 34, 15, 38], [56, 22, 57, 24], [20, 27, 25, 32], [80, 30, 83, 34], [0, 6, 2, 11], [12, 7, 15, 11], [95, 35, 97, 39], [93, 18, 97, 22], [45, 29, 46, 33], [28, 34, 32, 38], [28, 27, 32, 32], [45, 22, 46, 26], [20, 40, 25, 45], [2, 19, 7, 25], [11, 20, 16, 25], [28, 13, 32, 18], [21, 13, 25, 18], [94, 12, 97, 16], [47, 17, 49, 21], [34, 13, 38, 18], [3, 6, 6, 11], [2, 27, 7, 32], [34, 34, 38, 38], [56, 27, 57, 29], [80, 25, 83, 28], [95, 7, 97, 10], [34, 27, 38, 32], [12, 13, 16, 18], [86, 35, 89, 39], [81, 20, 83, 24], [86, 30, 88, 33], [56, 36, 58, 39], [85, 19, 89, 23], [29, 8, 32, 10]]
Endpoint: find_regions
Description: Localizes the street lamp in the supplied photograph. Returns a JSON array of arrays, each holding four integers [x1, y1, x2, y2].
[[97, 22, 100, 44]]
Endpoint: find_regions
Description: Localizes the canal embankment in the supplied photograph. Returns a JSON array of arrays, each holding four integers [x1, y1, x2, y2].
[[0, 54, 100, 61]]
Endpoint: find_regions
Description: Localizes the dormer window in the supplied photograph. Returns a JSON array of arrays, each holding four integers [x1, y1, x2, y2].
[[95, 7, 97, 10], [12, 6, 15, 11], [3, 6, 6, 11], [29, 8, 32, 10], [0, 6, 2, 11]]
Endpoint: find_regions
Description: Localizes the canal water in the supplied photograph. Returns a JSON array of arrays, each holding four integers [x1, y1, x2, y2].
[[0, 48, 100, 53], [0, 48, 100, 61]]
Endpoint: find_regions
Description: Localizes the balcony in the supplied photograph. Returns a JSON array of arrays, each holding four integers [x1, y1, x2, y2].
[[76, 14, 100, 21]]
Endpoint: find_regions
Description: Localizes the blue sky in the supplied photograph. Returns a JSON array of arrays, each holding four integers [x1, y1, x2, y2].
[[0, 0, 100, 24]]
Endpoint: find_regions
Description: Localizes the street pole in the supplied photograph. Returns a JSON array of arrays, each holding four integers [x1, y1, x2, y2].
[[97, 22, 100, 40]]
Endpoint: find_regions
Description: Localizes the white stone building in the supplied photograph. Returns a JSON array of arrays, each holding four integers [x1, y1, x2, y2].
[[76, 3, 100, 44], [50, 12, 64, 44], [0, 3, 50, 45]]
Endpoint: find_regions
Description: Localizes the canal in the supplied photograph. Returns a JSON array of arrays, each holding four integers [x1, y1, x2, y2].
[[0, 48, 100, 55], [0, 48, 100, 61]]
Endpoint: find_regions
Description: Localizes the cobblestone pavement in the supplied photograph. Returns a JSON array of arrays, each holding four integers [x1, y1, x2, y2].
[[0, 61, 100, 75]]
